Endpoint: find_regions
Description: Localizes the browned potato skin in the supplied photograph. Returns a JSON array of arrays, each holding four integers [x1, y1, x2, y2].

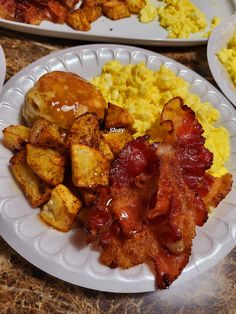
[[102, 128, 134, 155], [10, 149, 51, 207], [102, 1, 131, 20], [3, 125, 31, 150], [40, 184, 82, 232], [30, 118, 65, 148], [26, 144, 66, 186], [126, 0, 145, 13], [66, 0, 102, 31], [66, 9, 92, 31], [105, 103, 134, 131], [99, 138, 114, 161], [67, 113, 101, 148], [71, 143, 110, 188]]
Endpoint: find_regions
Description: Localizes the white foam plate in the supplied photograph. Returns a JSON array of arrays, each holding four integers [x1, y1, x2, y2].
[[0, 0, 235, 46], [0, 44, 235, 293], [208, 14, 236, 107], [0, 45, 6, 91]]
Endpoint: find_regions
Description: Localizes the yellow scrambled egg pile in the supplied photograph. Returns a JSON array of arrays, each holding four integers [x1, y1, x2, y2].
[[139, 0, 220, 39], [91, 61, 230, 177], [217, 31, 236, 87]]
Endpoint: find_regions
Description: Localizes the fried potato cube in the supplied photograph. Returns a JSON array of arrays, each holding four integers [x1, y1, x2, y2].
[[10, 149, 51, 207], [102, 128, 134, 155], [102, 1, 131, 20], [99, 138, 114, 161], [67, 113, 101, 148], [3, 125, 31, 150], [26, 144, 65, 186], [71, 144, 110, 188], [66, 9, 91, 31], [126, 0, 145, 14], [81, 4, 102, 23], [30, 118, 64, 148], [40, 184, 82, 232], [105, 103, 134, 131]]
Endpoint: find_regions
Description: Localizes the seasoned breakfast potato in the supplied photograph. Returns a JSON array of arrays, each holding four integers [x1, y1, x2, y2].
[[10, 149, 51, 207], [67, 113, 101, 148], [105, 103, 134, 130], [126, 0, 145, 14], [102, 128, 134, 155], [66, 0, 102, 31], [102, 1, 131, 20], [40, 184, 82, 232], [26, 144, 66, 186], [99, 138, 114, 161], [71, 144, 110, 188], [66, 9, 92, 31], [30, 118, 64, 148], [3, 125, 31, 151]]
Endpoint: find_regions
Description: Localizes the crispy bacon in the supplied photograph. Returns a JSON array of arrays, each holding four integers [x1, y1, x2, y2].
[[0, 0, 79, 24], [86, 97, 233, 289], [0, 0, 16, 18], [110, 136, 159, 236]]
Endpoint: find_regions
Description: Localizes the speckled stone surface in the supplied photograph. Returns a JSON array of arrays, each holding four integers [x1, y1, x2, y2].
[[0, 27, 235, 314]]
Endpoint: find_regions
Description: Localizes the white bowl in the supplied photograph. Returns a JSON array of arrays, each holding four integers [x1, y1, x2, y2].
[[207, 14, 236, 106]]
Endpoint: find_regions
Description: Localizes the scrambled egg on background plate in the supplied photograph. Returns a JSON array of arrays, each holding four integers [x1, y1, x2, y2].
[[217, 31, 236, 87], [139, 0, 220, 38], [92, 61, 230, 177]]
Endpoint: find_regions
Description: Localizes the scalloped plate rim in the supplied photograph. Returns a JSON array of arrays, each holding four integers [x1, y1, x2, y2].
[[0, 43, 235, 293]]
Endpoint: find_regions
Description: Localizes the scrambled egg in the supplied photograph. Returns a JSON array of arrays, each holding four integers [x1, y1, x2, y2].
[[91, 61, 230, 177], [217, 31, 236, 87], [203, 16, 221, 38], [157, 0, 207, 38], [139, 0, 220, 39]]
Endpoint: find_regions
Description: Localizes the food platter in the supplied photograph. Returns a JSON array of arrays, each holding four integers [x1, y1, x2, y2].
[[207, 15, 236, 107], [0, 44, 236, 293], [0, 0, 235, 46]]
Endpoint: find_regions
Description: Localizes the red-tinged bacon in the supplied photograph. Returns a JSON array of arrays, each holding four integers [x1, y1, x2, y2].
[[86, 97, 233, 290], [47, 1, 67, 23], [1, 0, 78, 24], [110, 136, 159, 236], [85, 187, 112, 240], [0, 0, 16, 18], [110, 135, 158, 187], [160, 97, 215, 199]]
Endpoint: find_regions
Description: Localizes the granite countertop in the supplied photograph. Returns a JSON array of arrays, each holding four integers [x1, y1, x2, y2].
[[0, 28, 235, 314]]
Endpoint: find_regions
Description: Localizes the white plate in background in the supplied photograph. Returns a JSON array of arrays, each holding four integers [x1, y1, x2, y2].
[[208, 14, 236, 107], [0, 0, 235, 46], [0, 44, 235, 293], [0, 45, 6, 91]]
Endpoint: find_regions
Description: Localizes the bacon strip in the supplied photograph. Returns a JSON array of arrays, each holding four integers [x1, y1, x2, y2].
[[0, 0, 79, 24], [86, 97, 233, 289]]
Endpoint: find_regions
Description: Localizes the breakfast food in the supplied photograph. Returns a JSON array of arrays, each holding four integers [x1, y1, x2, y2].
[[23, 71, 107, 129], [86, 97, 232, 288], [91, 60, 230, 177], [157, 0, 207, 38], [2, 68, 233, 289], [217, 31, 236, 87], [0, 0, 79, 24], [0, 0, 219, 37]]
